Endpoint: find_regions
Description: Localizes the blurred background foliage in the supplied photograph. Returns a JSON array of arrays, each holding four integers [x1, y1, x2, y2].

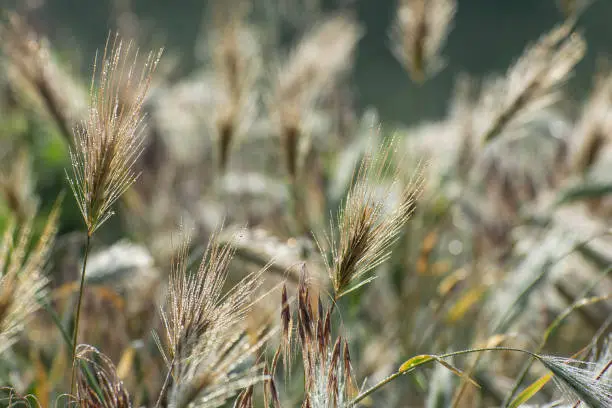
[[2, 0, 612, 239], [4, 0, 612, 122]]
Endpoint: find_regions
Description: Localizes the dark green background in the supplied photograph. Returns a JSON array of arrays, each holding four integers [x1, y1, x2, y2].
[[4, 0, 612, 125]]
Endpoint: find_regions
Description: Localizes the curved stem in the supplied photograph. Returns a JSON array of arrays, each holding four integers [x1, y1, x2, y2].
[[70, 234, 92, 396], [350, 347, 537, 406], [350, 371, 403, 406]]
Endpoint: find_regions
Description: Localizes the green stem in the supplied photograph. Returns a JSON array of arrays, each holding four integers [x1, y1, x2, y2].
[[350, 371, 404, 406], [350, 347, 538, 406], [70, 233, 92, 396]]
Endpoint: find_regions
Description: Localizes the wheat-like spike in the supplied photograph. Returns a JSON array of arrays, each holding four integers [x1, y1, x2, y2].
[[557, 0, 594, 18], [67, 33, 162, 236], [326, 138, 423, 299], [275, 13, 361, 111], [390, 0, 456, 82], [473, 20, 585, 144], [0, 148, 38, 220]]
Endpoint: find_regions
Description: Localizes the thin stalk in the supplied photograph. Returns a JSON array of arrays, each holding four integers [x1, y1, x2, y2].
[[70, 234, 92, 395], [155, 355, 176, 408], [350, 347, 538, 406], [350, 371, 404, 405]]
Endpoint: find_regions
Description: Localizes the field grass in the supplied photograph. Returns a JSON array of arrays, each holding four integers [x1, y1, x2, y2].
[[0, 1, 610, 407]]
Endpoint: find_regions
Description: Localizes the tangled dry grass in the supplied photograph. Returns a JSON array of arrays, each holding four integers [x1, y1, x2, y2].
[[0, 0, 611, 407]]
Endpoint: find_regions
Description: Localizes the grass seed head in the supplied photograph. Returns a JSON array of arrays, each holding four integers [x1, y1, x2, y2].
[[327, 138, 423, 299], [391, 0, 457, 82], [473, 20, 585, 144], [67, 33, 162, 236], [159, 228, 267, 408]]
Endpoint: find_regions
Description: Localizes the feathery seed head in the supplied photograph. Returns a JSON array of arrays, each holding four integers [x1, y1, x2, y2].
[[326, 138, 423, 299], [473, 21, 585, 144], [67, 33, 162, 236], [211, 1, 261, 173], [0, 148, 38, 221], [0, 13, 77, 144], [159, 228, 268, 408], [571, 70, 612, 174]]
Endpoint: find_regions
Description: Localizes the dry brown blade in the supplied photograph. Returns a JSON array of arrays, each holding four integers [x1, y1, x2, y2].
[[295, 283, 353, 406]]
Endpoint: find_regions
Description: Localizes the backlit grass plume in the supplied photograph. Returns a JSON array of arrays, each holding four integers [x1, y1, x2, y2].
[[325, 139, 423, 299], [0, 147, 38, 221], [472, 19, 585, 143], [67, 33, 162, 394], [0, 203, 60, 355], [67, 34, 162, 237], [156, 229, 268, 408], [390, 0, 456, 83]]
